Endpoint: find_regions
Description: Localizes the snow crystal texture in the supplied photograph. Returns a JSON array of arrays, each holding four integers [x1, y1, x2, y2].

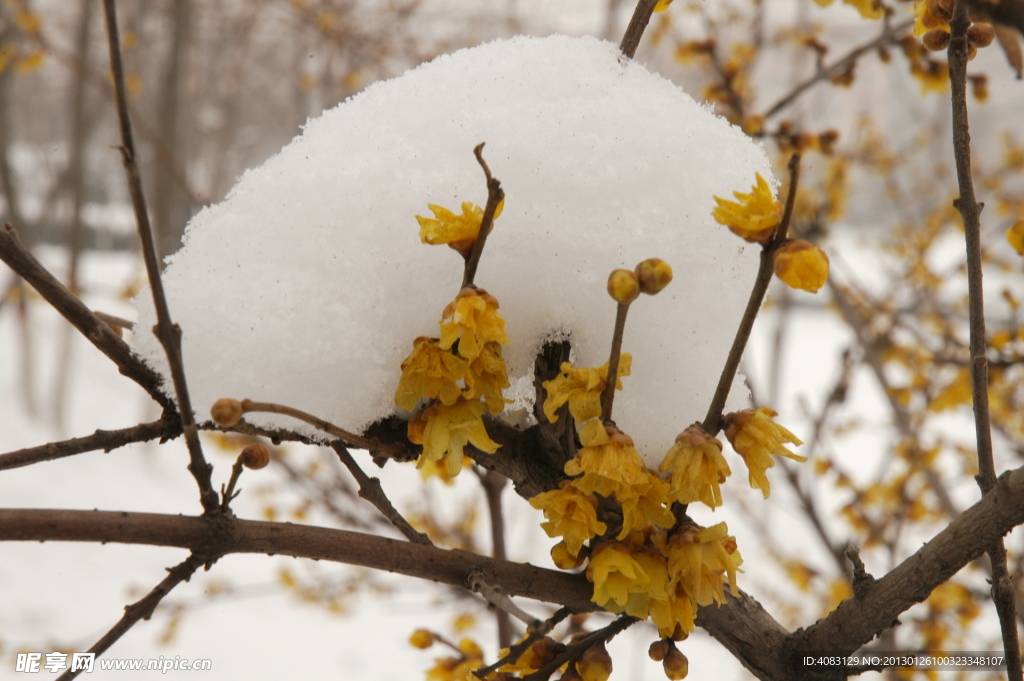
[[134, 35, 772, 464]]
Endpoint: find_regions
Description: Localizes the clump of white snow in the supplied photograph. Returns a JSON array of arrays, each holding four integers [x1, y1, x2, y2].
[[134, 34, 772, 465]]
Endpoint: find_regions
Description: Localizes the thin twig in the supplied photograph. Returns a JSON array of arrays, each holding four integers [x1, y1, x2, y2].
[[947, 2, 1022, 677], [238, 399, 398, 457], [762, 19, 914, 121], [102, 0, 218, 514], [473, 607, 573, 678], [463, 143, 504, 289], [468, 570, 543, 630], [55, 552, 213, 680], [0, 419, 177, 471], [702, 154, 801, 435], [477, 467, 513, 647], [600, 302, 631, 423], [521, 615, 638, 681], [619, 0, 658, 59], [0, 223, 172, 411], [330, 442, 432, 544]]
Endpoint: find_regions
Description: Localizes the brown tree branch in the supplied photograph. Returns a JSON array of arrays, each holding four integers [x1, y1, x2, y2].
[[55, 552, 213, 681], [478, 467, 514, 646], [0, 419, 178, 471], [702, 154, 801, 435], [761, 19, 914, 121], [619, 0, 658, 59], [103, 0, 218, 514], [463, 143, 504, 289], [0, 223, 173, 412], [947, 1, 1022, 676], [330, 442, 432, 545]]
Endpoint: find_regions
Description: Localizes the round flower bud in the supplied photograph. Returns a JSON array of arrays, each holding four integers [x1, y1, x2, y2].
[[635, 258, 674, 295], [773, 240, 829, 293], [922, 28, 950, 51], [670, 623, 690, 642], [663, 648, 689, 680], [925, 0, 953, 22], [648, 640, 671, 662], [967, 23, 995, 48], [579, 644, 612, 681], [607, 269, 640, 303], [551, 540, 587, 570], [211, 398, 244, 427], [408, 629, 435, 649], [240, 443, 270, 470]]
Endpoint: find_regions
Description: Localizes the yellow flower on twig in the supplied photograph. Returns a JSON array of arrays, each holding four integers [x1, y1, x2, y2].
[[542, 354, 633, 424], [417, 399, 499, 478], [660, 424, 731, 509], [723, 407, 805, 498], [439, 287, 509, 362], [588, 541, 651, 610], [663, 522, 743, 609], [416, 200, 504, 256], [394, 337, 468, 411], [530, 482, 608, 557], [712, 173, 783, 245], [463, 341, 510, 414]]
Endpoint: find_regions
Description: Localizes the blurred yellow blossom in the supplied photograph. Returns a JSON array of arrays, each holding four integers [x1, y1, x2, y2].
[[723, 408, 805, 498], [1007, 219, 1024, 255], [712, 173, 784, 244], [659, 424, 731, 509]]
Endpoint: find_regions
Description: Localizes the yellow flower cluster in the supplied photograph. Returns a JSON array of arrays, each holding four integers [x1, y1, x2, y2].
[[587, 523, 742, 638], [395, 287, 510, 479], [542, 355, 632, 424]]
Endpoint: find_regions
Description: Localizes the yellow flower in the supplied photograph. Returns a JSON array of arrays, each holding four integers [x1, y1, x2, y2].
[[530, 482, 608, 557], [394, 337, 469, 411], [842, 0, 884, 19], [440, 287, 509, 362], [711, 173, 783, 245], [424, 637, 487, 681], [1007, 219, 1024, 255], [564, 427, 649, 501], [417, 455, 471, 484], [418, 399, 499, 478], [409, 629, 435, 649], [587, 541, 650, 610], [654, 0, 674, 11], [542, 354, 633, 424], [463, 341, 510, 414], [621, 546, 671, 621], [617, 474, 676, 539], [773, 240, 830, 293], [416, 200, 504, 255], [499, 636, 565, 674], [723, 407, 805, 498], [659, 424, 731, 509], [663, 523, 743, 608]]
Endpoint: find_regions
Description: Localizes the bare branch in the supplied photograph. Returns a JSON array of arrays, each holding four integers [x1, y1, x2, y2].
[[0, 419, 178, 471], [463, 143, 504, 289], [102, 0, 218, 514], [619, 0, 658, 59], [0, 223, 172, 411]]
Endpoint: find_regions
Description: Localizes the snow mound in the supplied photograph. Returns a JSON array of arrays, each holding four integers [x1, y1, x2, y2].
[[134, 34, 771, 464]]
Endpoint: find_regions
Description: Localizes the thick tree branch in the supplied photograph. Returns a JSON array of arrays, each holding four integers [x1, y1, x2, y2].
[[103, 0, 218, 514], [0, 223, 172, 411]]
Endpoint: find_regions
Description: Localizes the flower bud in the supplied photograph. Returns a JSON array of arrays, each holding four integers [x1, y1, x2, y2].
[[922, 28, 950, 51], [773, 240, 829, 293], [663, 648, 689, 680], [607, 269, 640, 304], [530, 637, 566, 668], [551, 540, 587, 570], [240, 443, 270, 470], [648, 640, 671, 662], [409, 629, 435, 649], [670, 623, 689, 642], [211, 398, 244, 427], [635, 258, 673, 295], [579, 643, 612, 681], [925, 0, 953, 22], [967, 23, 995, 48]]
